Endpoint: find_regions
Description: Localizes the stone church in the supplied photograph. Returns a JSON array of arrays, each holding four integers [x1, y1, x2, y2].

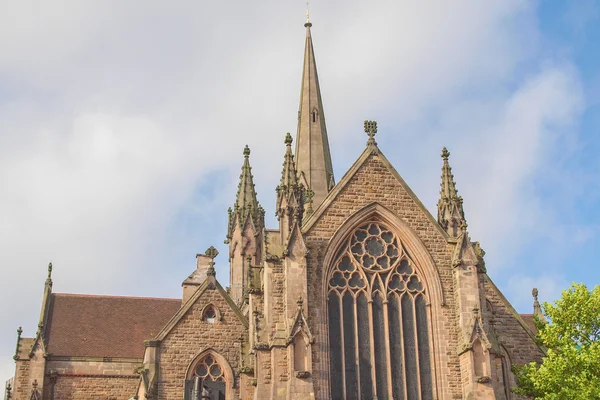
[[6, 18, 545, 400]]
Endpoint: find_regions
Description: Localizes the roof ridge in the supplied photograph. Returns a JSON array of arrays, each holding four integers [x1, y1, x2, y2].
[[52, 293, 180, 301]]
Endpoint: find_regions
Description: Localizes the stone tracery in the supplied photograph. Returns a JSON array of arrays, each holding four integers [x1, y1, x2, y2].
[[327, 221, 433, 400]]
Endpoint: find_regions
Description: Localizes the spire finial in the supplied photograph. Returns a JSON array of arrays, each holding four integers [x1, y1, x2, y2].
[[364, 120, 378, 145], [285, 132, 293, 146], [305, 1, 312, 27], [47, 262, 52, 279], [441, 147, 450, 160], [243, 145, 250, 158]]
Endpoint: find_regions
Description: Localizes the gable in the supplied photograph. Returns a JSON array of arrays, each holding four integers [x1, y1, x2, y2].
[[155, 280, 248, 342], [304, 146, 448, 242]]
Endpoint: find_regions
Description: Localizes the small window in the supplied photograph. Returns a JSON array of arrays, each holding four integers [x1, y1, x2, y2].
[[312, 109, 318, 123], [203, 306, 217, 324]]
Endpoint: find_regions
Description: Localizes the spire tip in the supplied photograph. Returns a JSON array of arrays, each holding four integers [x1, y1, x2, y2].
[[441, 147, 450, 160], [285, 132, 293, 146], [243, 145, 250, 158]]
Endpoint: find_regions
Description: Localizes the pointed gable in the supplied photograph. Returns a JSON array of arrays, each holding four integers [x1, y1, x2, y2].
[[303, 140, 448, 243]]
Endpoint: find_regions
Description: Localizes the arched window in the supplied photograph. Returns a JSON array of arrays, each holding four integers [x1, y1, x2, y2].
[[327, 222, 433, 400], [202, 305, 218, 324], [185, 355, 226, 400]]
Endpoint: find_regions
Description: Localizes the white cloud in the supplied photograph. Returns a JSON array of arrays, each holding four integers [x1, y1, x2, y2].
[[0, 0, 591, 383]]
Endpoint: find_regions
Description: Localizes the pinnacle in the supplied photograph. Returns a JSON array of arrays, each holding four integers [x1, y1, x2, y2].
[[228, 145, 261, 238], [285, 132, 293, 146], [437, 147, 466, 237]]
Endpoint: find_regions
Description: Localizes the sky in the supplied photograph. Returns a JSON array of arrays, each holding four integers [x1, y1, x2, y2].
[[0, 0, 599, 385]]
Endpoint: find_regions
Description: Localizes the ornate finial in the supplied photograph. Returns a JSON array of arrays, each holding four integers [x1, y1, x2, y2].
[[532, 288, 539, 301], [285, 132, 293, 146], [243, 145, 251, 158], [47, 262, 53, 279], [304, 1, 312, 27], [205, 246, 219, 277], [441, 147, 450, 160], [364, 120, 378, 145], [297, 296, 304, 309]]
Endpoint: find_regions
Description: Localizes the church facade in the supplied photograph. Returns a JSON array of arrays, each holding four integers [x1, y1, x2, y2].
[[6, 20, 545, 400]]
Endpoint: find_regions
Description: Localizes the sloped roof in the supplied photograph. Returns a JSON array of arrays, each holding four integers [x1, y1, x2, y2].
[[45, 293, 180, 358], [520, 314, 537, 334]]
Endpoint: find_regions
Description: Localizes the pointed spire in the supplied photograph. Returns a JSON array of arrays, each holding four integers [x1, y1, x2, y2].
[[236, 145, 259, 217], [437, 147, 466, 237], [227, 146, 262, 239], [295, 20, 334, 209], [280, 133, 299, 189]]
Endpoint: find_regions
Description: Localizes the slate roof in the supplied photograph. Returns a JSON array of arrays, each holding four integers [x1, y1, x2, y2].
[[45, 293, 181, 358]]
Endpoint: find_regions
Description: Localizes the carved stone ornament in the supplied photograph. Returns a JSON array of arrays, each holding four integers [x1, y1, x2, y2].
[[476, 376, 491, 384], [296, 371, 311, 379], [253, 342, 269, 351]]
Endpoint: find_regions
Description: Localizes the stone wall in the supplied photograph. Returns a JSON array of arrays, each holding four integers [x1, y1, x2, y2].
[[157, 286, 247, 399], [47, 375, 138, 400], [303, 152, 462, 399]]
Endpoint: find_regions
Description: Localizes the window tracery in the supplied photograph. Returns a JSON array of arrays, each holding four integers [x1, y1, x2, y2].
[[185, 355, 226, 400], [327, 222, 433, 400]]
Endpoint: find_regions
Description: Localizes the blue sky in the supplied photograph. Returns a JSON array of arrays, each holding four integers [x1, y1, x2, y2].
[[0, 0, 599, 384]]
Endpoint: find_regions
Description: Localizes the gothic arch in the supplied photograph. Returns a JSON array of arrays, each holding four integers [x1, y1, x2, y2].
[[320, 202, 446, 399], [185, 348, 235, 399], [321, 202, 446, 307]]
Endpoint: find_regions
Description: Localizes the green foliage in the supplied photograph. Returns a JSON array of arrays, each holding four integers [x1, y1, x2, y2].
[[513, 283, 600, 399]]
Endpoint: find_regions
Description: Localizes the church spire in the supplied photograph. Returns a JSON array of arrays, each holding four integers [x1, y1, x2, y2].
[[295, 20, 334, 210], [437, 147, 465, 237]]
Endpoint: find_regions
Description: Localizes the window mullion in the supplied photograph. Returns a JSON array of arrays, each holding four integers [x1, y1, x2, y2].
[[340, 290, 347, 400], [353, 293, 362, 400], [399, 293, 408, 400], [367, 296, 378, 399], [382, 296, 394, 399], [412, 295, 423, 400]]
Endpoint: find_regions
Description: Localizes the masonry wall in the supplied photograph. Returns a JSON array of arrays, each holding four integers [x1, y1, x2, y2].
[[303, 153, 462, 399], [47, 375, 138, 400], [483, 278, 545, 366], [157, 287, 248, 399], [43, 359, 140, 400]]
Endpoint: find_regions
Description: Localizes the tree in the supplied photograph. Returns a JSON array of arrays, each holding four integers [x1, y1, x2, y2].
[[513, 283, 600, 399]]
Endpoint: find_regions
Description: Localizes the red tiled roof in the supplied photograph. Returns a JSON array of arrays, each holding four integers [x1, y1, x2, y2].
[[520, 314, 537, 334], [45, 293, 181, 358]]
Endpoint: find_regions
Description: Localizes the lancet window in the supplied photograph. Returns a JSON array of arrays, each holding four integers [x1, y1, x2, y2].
[[327, 222, 433, 400]]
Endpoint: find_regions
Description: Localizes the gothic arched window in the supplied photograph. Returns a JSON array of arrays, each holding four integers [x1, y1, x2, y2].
[[185, 354, 226, 400], [327, 222, 433, 400]]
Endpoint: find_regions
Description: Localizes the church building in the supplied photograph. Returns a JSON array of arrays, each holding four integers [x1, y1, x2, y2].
[[6, 18, 545, 400]]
